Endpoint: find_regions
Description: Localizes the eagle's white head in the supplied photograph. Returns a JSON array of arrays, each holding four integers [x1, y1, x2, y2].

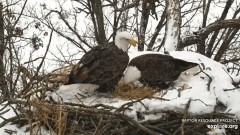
[[115, 31, 137, 52]]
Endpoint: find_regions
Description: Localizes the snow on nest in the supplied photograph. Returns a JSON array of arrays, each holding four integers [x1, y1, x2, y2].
[[48, 51, 240, 121]]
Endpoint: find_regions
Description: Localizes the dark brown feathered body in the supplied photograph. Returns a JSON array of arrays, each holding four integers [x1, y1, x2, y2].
[[66, 42, 129, 92], [129, 54, 198, 88]]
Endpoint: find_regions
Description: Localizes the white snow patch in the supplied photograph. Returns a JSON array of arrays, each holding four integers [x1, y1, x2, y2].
[[49, 83, 99, 102], [0, 124, 55, 135], [207, 128, 226, 135]]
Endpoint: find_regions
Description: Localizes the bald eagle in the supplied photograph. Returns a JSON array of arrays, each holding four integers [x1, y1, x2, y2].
[[65, 31, 137, 92], [123, 54, 198, 88]]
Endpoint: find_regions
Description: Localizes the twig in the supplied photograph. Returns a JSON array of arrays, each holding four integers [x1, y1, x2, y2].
[[0, 115, 25, 128], [224, 86, 240, 91], [173, 99, 192, 135], [93, 117, 102, 135], [145, 125, 171, 135], [23, 57, 43, 65], [194, 64, 213, 91], [118, 114, 160, 135], [222, 67, 240, 91], [0, 109, 10, 116], [115, 97, 148, 113], [191, 98, 214, 107]]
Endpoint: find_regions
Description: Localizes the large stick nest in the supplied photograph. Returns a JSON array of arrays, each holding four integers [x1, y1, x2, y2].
[[9, 97, 238, 135], [1, 82, 239, 135]]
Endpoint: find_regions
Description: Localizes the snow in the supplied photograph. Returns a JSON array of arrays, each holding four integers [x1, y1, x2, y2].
[[207, 128, 226, 135], [0, 103, 18, 124]]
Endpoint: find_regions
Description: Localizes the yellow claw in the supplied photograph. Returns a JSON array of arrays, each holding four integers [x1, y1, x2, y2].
[[128, 39, 137, 47]]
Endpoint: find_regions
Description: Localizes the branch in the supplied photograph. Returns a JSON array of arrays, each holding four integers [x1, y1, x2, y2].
[[115, 0, 140, 12], [48, 10, 91, 49], [206, 0, 234, 57], [36, 30, 53, 75], [179, 19, 240, 48], [119, 114, 160, 135], [173, 99, 192, 135], [147, 8, 166, 50], [222, 67, 240, 91], [13, 0, 28, 28], [194, 63, 212, 91]]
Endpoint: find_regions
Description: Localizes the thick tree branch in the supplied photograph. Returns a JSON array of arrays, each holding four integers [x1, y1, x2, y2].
[[197, 0, 211, 54], [0, 2, 9, 101], [138, 0, 151, 51], [88, 0, 107, 45], [179, 19, 240, 49]]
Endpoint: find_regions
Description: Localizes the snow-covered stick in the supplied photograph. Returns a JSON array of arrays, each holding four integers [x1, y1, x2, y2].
[[194, 64, 213, 91], [164, 0, 181, 52], [222, 67, 240, 91], [173, 99, 192, 135]]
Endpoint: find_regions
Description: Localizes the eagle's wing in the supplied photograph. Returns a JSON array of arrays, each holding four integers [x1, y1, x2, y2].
[[137, 57, 175, 83], [69, 45, 129, 85], [139, 56, 196, 83]]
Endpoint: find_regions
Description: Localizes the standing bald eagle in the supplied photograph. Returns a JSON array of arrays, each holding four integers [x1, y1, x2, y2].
[[65, 31, 137, 92], [123, 54, 198, 88]]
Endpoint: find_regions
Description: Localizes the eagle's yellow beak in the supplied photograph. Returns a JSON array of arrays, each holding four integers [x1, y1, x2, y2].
[[128, 39, 137, 47]]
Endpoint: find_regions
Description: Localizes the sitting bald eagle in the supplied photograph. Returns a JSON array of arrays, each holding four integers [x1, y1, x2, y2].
[[65, 31, 137, 92], [123, 54, 198, 88]]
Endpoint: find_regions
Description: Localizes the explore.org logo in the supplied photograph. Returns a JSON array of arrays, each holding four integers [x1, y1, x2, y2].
[[182, 118, 239, 129]]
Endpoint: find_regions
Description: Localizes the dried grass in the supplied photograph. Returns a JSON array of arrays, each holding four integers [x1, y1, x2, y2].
[[47, 65, 75, 83], [31, 98, 68, 135], [112, 84, 159, 100]]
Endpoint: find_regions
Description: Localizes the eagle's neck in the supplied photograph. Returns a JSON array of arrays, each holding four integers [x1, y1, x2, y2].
[[115, 37, 128, 52]]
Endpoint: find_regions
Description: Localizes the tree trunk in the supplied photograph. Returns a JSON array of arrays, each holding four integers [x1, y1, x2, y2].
[[138, 0, 150, 51], [88, 0, 107, 45], [0, 2, 9, 101], [164, 0, 181, 52], [197, 0, 211, 55]]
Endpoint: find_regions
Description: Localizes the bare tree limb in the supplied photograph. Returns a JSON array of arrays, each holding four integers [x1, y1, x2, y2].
[[115, 0, 140, 12], [179, 19, 240, 49], [206, 0, 234, 57], [147, 8, 166, 50]]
